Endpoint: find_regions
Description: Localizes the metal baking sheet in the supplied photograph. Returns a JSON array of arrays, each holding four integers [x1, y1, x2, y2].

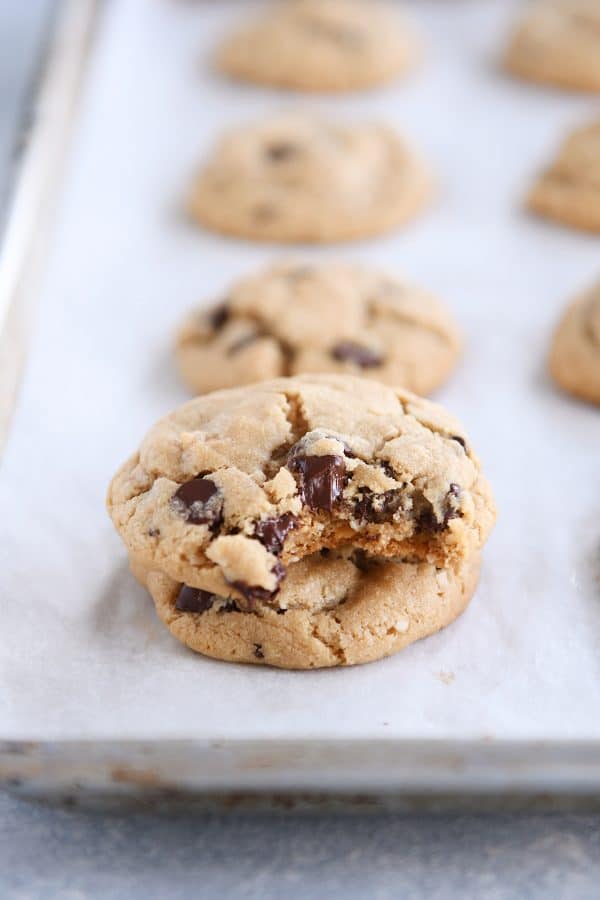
[[0, 0, 599, 800]]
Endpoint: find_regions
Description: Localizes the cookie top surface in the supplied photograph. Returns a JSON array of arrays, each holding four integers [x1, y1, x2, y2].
[[527, 120, 600, 232], [175, 262, 462, 397], [549, 281, 600, 404], [138, 551, 480, 669], [216, 0, 419, 92], [505, 0, 600, 92], [188, 114, 432, 243], [108, 375, 495, 607]]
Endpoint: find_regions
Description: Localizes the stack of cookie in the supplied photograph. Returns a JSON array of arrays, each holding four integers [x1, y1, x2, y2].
[[107, 375, 496, 668], [107, 0, 499, 668]]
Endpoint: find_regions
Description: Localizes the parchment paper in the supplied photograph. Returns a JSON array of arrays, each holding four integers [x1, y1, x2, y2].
[[1, 0, 599, 741]]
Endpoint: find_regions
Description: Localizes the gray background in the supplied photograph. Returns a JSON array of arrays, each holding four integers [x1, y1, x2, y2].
[[1, 3, 599, 898]]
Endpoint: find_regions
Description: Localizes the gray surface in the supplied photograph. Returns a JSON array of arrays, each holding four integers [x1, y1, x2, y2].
[[1, 3, 600, 898], [1, 792, 600, 900]]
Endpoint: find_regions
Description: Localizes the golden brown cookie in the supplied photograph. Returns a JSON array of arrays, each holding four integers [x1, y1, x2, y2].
[[107, 375, 496, 606], [132, 552, 480, 670], [504, 0, 600, 93], [527, 119, 600, 233], [216, 0, 420, 93], [176, 261, 462, 396], [549, 280, 600, 404], [188, 114, 432, 243]]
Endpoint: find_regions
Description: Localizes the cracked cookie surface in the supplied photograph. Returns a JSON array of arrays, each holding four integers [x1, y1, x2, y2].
[[132, 552, 480, 669], [504, 0, 600, 93], [216, 0, 420, 93], [188, 114, 432, 243], [107, 375, 495, 608], [176, 262, 462, 397], [527, 119, 600, 233], [549, 280, 600, 404]]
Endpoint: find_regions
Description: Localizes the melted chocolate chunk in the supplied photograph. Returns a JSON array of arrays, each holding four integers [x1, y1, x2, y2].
[[331, 341, 383, 369], [266, 142, 298, 162], [230, 561, 286, 608], [171, 477, 223, 528], [147, 527, 160, 538], [209, 303, 230, 330], [288, 452, 346, 512], [254, 513, 297, 555], [415, 484, 462, 533], [276, 608, 287, 615], [451, 435, 467, 452], [254, 643, 265, 659], [176, 585, 217, 613], [354, 489, 403, 524], [227, 332, 261, 356]]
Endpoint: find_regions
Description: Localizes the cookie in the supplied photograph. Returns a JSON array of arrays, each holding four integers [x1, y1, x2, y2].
[[527, 119, 600, 233], [176, 262, 462, 396], [549, 281, 600, 404], [107, 375, 496, 609], [188, 114, 432, 243], [504, 0, 600, 93], [131, 552, 480, 670], [216, 0, 419, 93]]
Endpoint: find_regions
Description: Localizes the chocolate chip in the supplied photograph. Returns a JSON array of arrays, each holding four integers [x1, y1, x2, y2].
[[176, 585, 217, 613], [227, 332, 261, 356], [354, 489, 403, 524], [414, 485, 462, 533], [171, 477, 223, 528], [254, 643, 265, 659], [288, 451, 346, 512], [230, 561, 286, 608], [266, 142, 298, 162], [451, 435, 467, 452], [302, 19, 364, 47], [253, 204, 277, 222], [254, 513, 297, 555], [147, 527, 160, 537], [276, 608, 287, 615], [331, 342, 383, 369], [209, 303, 230, 330]]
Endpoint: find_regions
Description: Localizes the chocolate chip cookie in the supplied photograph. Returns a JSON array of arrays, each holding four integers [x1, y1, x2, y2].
[[527, 119, 600, 233], [107, 375, 496, 612], [131, 552, 480, 670], [188, 114, 432, 243], [216, 0, 420, 93], [549, 280, 600, 404], [504, 0, 600, 93], [176, 262, 462, 397]]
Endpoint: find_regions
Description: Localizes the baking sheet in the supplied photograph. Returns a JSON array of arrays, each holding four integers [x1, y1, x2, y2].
[[0, 0, 599, 755]]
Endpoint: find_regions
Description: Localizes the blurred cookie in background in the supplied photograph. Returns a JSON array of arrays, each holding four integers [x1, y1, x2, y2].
[[549, 280, 600, 405], [175, 261, 462, 396], [188, 114, 433, 243], [504, 0, 600, 93], [216, 0, 420, 92], [527, 119, 600, 233]]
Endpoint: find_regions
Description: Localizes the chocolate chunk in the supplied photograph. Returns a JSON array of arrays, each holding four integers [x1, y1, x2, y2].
[[254, 204, 277, 222], [254, 513, 297, 554], [276, 608, 287, 615], [254, 643, 265, 659], [230, 561, 286, 608], [266, 142, 298, 162], [331, 341, 383, 369], [288, 452, 346, 511], [451, 435, 467, 452], [176, 585, 217, 613], [414, 485, 462, 533], [354, 489, 403, 524], [171, 477, 223, 528], [209, 303, 230, 330], [147, 527, 160, 537], [227, 332, 261, 356]]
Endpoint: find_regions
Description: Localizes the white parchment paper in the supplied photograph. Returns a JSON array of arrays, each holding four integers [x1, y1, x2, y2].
[[1, 0, 599, 742]]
